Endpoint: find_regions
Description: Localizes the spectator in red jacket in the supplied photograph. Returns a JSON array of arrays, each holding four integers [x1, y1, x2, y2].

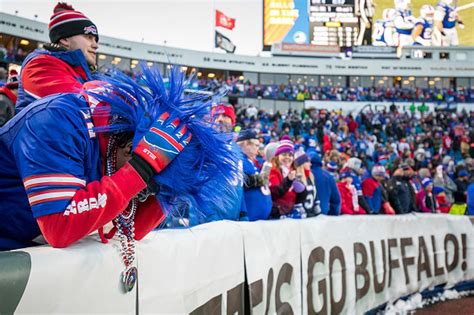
[[433, 186, 450, 213], [269, 140, 306, 218], [16, 2, 99, 111], [338, 170, 366, 215]]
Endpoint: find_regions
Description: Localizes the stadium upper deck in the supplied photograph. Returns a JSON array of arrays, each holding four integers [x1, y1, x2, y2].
[[1, 12, 473, 89]]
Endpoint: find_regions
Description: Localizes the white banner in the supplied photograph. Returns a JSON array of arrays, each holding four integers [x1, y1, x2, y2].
[[138, 221, 245, 314], [2, 215, 473, 314], [12, 235, 134, 314], [240, 219, 302, 314], [300, 214, 474, 315]]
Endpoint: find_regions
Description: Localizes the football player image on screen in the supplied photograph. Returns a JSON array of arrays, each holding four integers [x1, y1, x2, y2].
[[393, 0, 417, 47], [412, 5, 435, 46], [356, 0, 376, 45], [372, 8, 397, 46], [433, 0, 464, 46]]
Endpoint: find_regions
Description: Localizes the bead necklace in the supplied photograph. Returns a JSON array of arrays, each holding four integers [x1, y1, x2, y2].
[[106, 136, 138, 293]]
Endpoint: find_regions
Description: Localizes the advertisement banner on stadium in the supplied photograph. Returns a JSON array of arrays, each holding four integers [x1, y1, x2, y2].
[[4, 236, 135, 314], [138, 221, 245, 314], [239, 219, 302, 314], [300, 214, 474, 314]]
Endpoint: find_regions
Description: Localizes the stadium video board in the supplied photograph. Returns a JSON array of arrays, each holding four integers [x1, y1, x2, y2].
[[263, 0, 359, 50], [264, 0, 473, 51], [371, 0, 473, 47]]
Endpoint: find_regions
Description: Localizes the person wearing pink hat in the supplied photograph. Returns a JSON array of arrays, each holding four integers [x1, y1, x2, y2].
[[268, 140, 306, 218]]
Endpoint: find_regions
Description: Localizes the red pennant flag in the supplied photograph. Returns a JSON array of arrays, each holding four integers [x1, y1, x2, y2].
[[215, 10, 235, 30]]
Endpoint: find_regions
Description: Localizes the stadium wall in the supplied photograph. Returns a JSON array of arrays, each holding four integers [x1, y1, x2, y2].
[[1, 12, 474, 78], [1, 214, 473, 314]]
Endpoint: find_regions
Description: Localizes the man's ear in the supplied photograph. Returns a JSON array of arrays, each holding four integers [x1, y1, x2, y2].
[[58, 38, 70, 49], [125, 141, 133, 156]]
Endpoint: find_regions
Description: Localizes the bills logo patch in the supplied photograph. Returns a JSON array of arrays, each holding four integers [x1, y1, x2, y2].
[[84, 25, 98, 35]]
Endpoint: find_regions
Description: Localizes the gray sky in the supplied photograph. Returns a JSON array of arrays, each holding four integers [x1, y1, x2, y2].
[[1, 0, 263, 55]]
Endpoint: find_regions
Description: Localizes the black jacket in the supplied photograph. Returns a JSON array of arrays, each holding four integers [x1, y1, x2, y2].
[[386, 176, 417, 214]]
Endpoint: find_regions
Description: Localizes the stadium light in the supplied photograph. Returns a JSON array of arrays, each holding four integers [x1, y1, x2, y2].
[[429, 80, 435, 85], [409, 77, 415, 81], [434, 77, 441, 81], [208, 73, 215, 78], [113, 57, 121, 63], [239, 76, 244, 80], [98, 54, 107, 60], [131, 60, 139, 65], [147, 62, 153, 67], [197, 72, 202, 77], [20, 39, 30, 46]]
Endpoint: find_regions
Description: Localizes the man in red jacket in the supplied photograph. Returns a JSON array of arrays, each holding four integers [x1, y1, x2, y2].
[[16, 2, 99, 111]]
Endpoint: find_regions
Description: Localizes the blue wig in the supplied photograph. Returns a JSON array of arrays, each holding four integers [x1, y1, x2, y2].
[[86, 64, 239, 220]]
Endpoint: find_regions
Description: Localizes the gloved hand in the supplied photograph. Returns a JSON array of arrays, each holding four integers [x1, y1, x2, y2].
[[292, 180, 306, 193], [134, 112, 192, 173]]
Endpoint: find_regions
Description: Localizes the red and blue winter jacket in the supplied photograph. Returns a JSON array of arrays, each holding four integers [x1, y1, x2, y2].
[[16, 47, 95, 112], [0, 92, 164, 251]]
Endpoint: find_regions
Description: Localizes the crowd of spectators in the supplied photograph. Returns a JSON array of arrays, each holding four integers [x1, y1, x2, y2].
[[230, 104, 474, 219], [196, 77, 474, 103], [0, 45, 28, 64], [3, 1, 472, 255]]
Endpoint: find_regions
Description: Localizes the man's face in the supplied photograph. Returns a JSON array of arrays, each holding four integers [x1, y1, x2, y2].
[[214, 114, 233, 133], [60, 34, 98, 66], [240, 139, 259, 160]]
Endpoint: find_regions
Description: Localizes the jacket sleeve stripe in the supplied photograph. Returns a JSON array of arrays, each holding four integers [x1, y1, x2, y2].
[[28, 190, 77, 206], [24, 175, 86, 190]]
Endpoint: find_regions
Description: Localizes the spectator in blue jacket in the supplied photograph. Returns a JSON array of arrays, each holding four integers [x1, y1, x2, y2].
[[307, 150, 341, 215], [237, 129, 272, 221]]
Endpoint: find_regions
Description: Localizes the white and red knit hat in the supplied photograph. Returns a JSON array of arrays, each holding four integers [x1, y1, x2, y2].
[[49, 3, 98, 43]]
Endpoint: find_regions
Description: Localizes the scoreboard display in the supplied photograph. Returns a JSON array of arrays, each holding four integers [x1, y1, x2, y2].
[[309, 0, 358, 47], [263, 0, 359, 51]]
